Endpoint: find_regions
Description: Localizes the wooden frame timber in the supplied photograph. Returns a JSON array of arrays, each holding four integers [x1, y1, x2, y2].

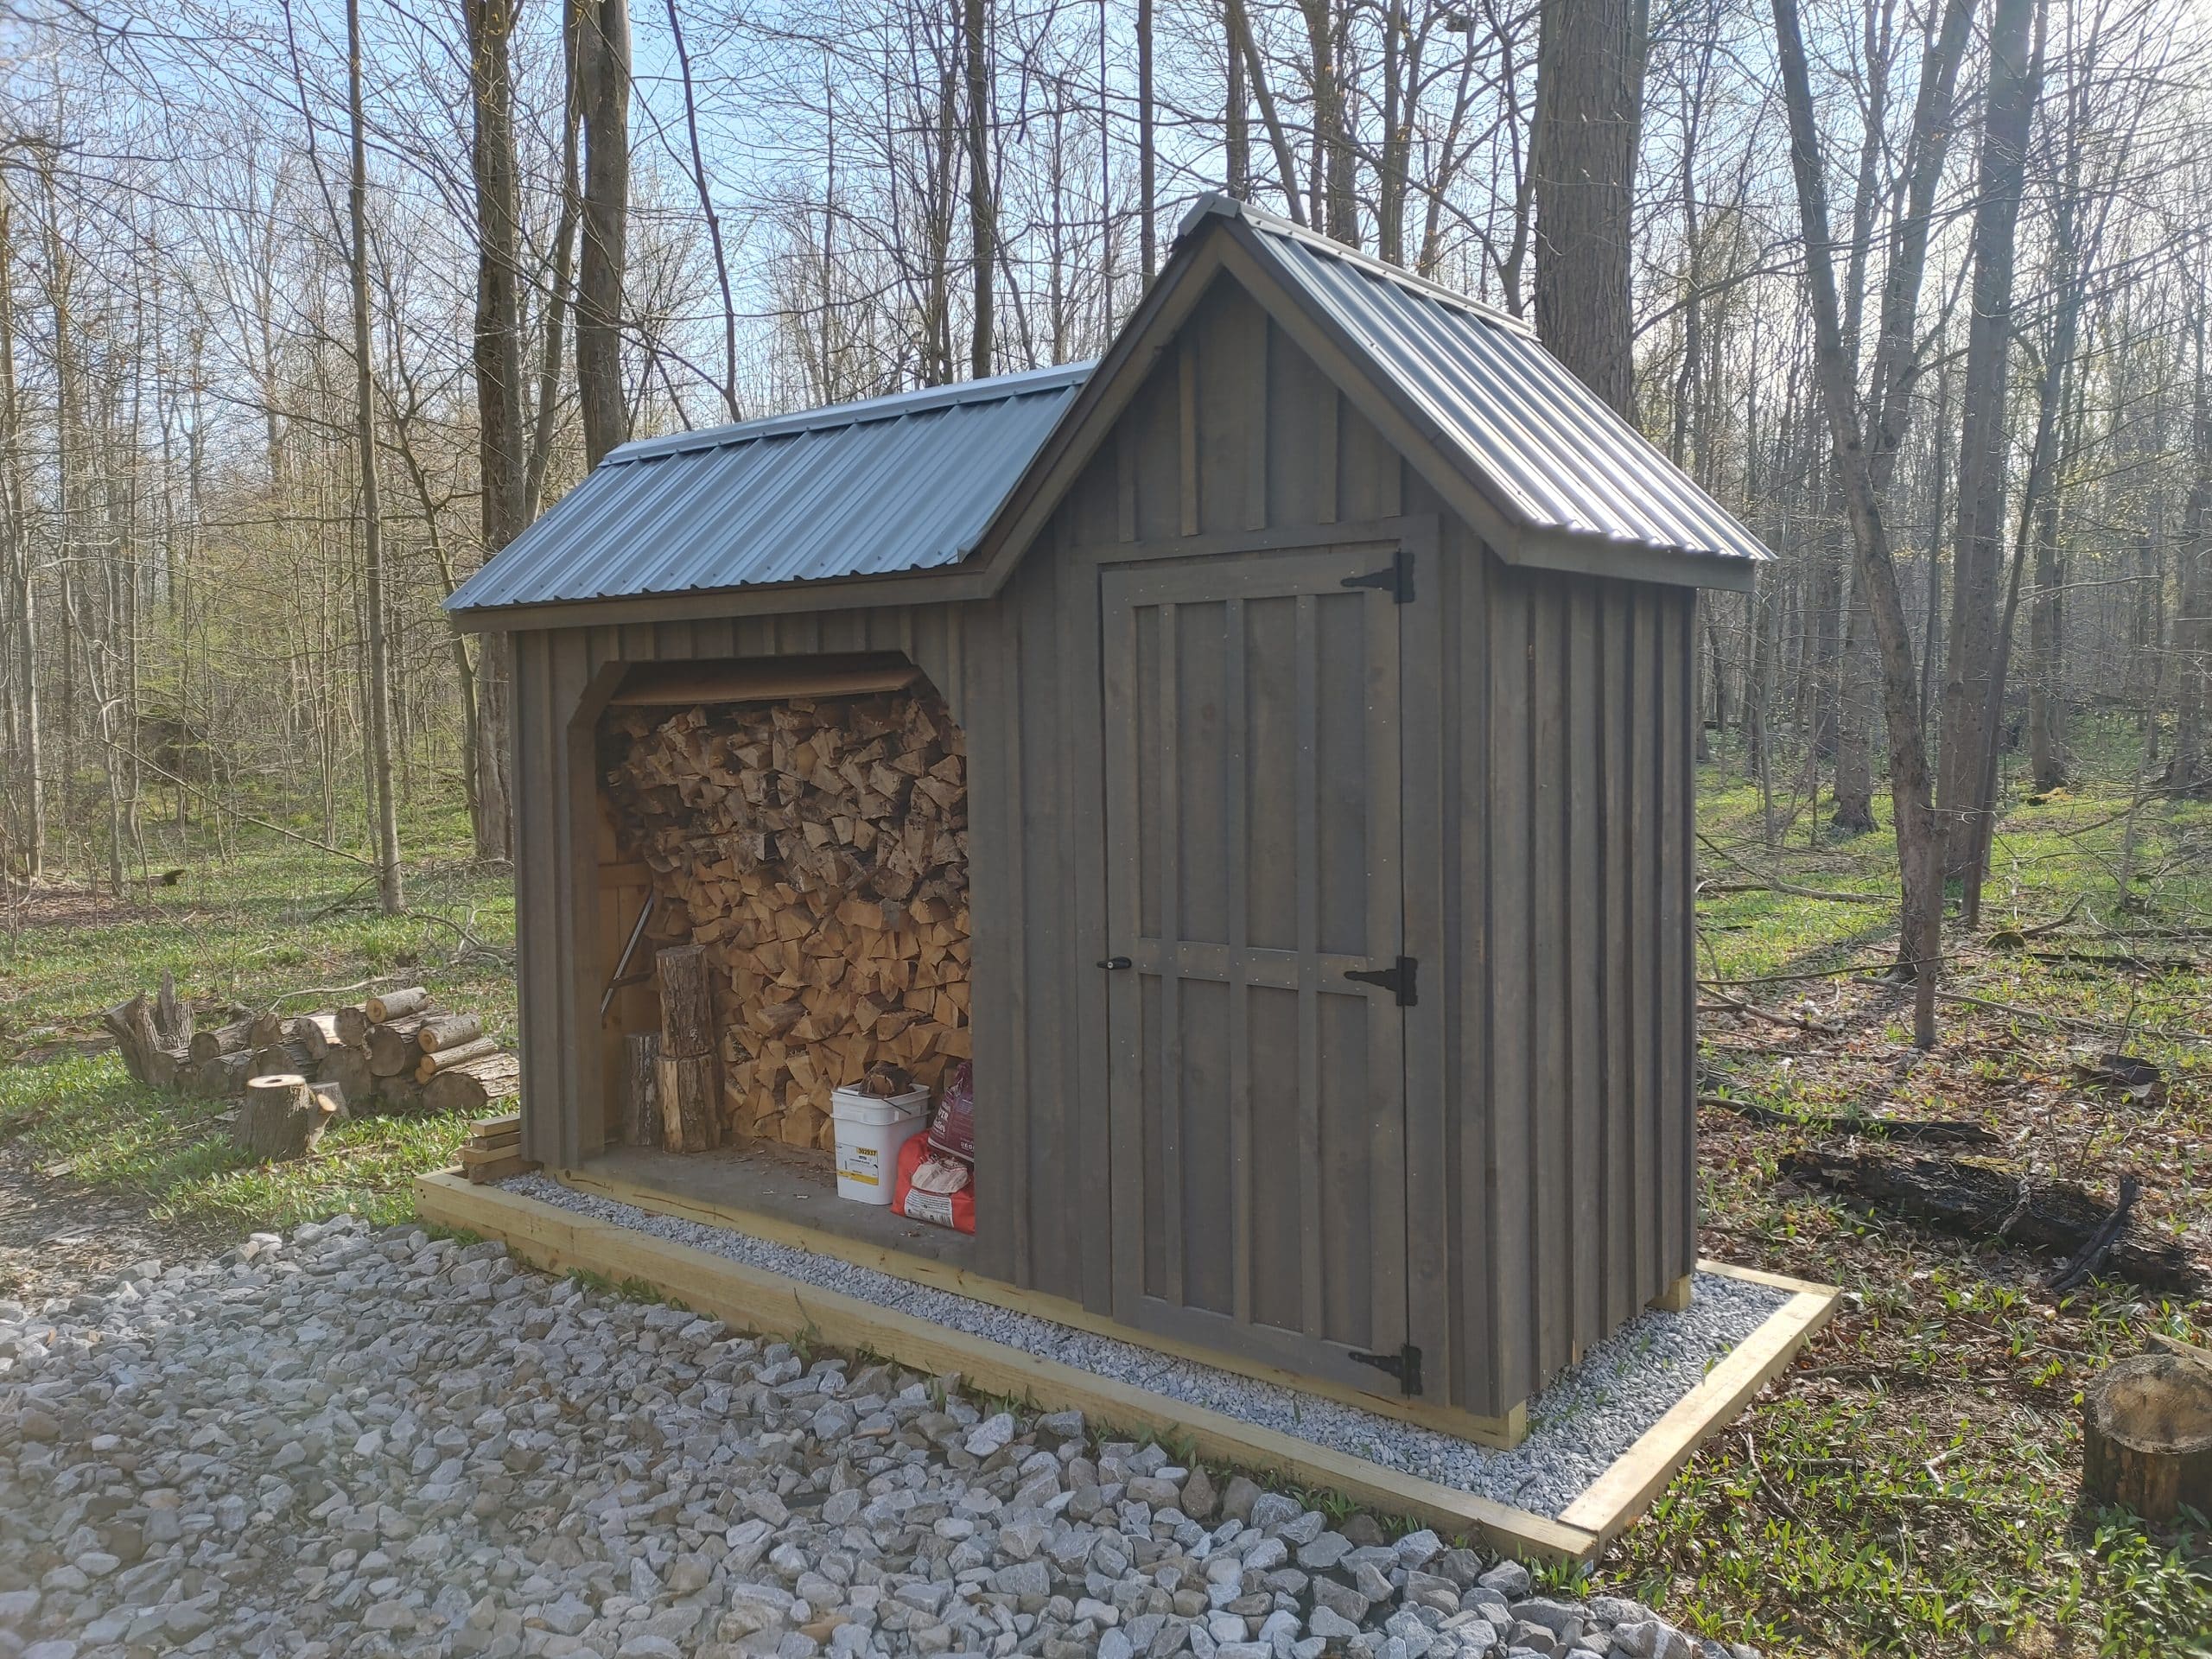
[[417, 1170, 1836, 1564]]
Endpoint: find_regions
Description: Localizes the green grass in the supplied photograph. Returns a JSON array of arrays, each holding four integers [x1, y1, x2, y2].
[[0, 797, 513, 1243]]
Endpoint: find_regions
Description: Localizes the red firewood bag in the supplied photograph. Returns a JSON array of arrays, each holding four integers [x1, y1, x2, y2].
[[894, 1134, 975, 1234]]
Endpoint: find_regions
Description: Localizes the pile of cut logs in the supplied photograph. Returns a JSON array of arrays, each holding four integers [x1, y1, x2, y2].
[[603, 689, 971, 1152], [104, 976, 520, 1134]]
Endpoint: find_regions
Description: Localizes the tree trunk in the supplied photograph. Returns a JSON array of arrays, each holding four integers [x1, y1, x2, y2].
[[1530, 0, 1647, 417], [1938, 0, 2044, 878], [464, 0, 524, 862], [1772, 0, 1948, 1046], [349, 0, 404, 916], [1833, 576, 1877, 830], [575, 0, 632, 467], [965, 0, 995, 369]]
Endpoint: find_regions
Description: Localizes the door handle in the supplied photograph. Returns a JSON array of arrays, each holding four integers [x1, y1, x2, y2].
[[1096, 957, 1133, 970]]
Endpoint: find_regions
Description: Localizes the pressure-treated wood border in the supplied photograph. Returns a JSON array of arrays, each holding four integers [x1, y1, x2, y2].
[[416, 1171, 1834, 1563]]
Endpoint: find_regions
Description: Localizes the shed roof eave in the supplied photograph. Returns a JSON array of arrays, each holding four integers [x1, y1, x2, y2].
[[443, 560, 998, 633]]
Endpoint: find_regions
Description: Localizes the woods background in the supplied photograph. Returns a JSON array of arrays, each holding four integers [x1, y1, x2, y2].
[[1, 0, 2209, 963]]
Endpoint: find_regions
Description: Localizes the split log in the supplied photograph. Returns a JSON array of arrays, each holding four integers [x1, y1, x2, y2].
[[423, 1052, 520, 1114], [626, 1032, 662, 1149], [1780, 1150, 2202, 1292], [416, 1014, 484, 1054], [336, 1006, 372, 1048], [188, 1019, 253, 1065], [366, 986, 431, 1022], [297, 1013, 340, 1061], [413, 1035, 501, 1083], [656, 944, 715, 1059], [309, 1079, 349, 1120], [656, 1050, 719, 1154], [193, 1052, 254, 1098], [367, 1016, 433, 1077], [319, 1046, 373, 1109], [2082, 1354, 2212, 1523], [232, 1073, 340, 1161], [602, 688, 970, 1150]]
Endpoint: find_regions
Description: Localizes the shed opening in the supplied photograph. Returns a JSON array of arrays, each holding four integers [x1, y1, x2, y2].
[[592, 655, 975, 1256]]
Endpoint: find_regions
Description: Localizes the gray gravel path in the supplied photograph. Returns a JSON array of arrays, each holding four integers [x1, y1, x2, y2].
[[0, 1213, 1773, 1659], [505, 1177, 1789, 1520]]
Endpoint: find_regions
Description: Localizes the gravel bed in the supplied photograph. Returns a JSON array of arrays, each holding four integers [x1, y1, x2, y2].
[[506, 1177, 1791, 1520], [0, 1212, 1770, 1659]]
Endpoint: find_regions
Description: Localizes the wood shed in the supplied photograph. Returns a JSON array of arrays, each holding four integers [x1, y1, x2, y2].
[[446, 195, 1770, 1440]]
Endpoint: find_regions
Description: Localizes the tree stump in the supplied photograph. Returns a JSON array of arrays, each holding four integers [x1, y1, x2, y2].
[[626, 1032, 662, 1149], [233, 1074, 339, 1161], [657, 1050, 719, 1153], [656, 944, 715, 1060], [2082, 1353, 2212, 1523]]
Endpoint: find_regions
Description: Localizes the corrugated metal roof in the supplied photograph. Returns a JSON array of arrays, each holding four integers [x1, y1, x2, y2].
[[1206, 199, 1771, 568], [445, 363, 1091, 613]]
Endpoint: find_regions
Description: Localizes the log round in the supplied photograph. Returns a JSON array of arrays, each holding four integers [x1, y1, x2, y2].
[[423, 1052, 521, 1114], [416, 1013, 484, 1053], [233, 1073, 337, 1161], [656, 1050, 719, 1154], [2082, 1353, 2212, 1523], [366, 986, 431, 1023], [367, 1016, 432, 1077], [319, 1045, 374, 1110], [626, 1032, 662, 1149]]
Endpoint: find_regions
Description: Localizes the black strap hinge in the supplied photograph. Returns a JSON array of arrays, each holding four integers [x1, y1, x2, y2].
[[1340, 548, 1414, 602], [1351, 1343, 1423, 1396], [1344, 956, 1418, 1007]]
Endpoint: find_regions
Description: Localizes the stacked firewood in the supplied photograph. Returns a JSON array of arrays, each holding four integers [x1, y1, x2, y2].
[[603, 689, 971, 1153], [103, 978, 519, 1122]]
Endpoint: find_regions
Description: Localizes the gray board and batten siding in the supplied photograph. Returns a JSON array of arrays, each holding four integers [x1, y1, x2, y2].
[[455, 196, 1764, 1422]]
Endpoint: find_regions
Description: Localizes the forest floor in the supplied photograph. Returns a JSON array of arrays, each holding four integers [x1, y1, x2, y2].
[[3, 729, 2211, 1656]]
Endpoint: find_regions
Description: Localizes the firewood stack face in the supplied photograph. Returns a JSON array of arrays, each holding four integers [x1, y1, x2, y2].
[[604, 689, 973, 1153]]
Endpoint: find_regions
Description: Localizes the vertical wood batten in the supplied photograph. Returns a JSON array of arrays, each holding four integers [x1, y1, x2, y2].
[[1600, 588, 1637, 1333], [1487, 572, 1534, 1408], [1529, 582, 1568, 1378], [1567, 590, 1603, 1357]]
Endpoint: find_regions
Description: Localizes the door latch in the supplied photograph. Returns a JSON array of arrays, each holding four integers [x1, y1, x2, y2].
[[1344, 957, 1418, 1007], [1351, 1343, 1423, 1396], [1096, 957, 1133, 970]]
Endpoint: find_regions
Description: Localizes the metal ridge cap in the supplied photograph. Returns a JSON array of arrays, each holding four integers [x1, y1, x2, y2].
[[1182, 191, 1535, 337], [601, 361, 1097, 465]]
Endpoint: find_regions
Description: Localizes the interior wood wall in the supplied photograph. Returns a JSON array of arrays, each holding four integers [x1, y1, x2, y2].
[[504, 273, 1696, 1417]]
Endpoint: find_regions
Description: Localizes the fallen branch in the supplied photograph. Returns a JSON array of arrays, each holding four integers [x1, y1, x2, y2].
[[2048, 1177, 2139, 1293], [1700, 1095, 1999, 1147], [1696, 834, 1889, 905], [1936, 991, 2212, 1046], [1780, 1149, 2199, 1293], [1986, 896, 2084, 945]]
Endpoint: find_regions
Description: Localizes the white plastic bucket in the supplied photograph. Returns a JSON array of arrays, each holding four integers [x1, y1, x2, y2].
[[831, 1086, 931, 1204]]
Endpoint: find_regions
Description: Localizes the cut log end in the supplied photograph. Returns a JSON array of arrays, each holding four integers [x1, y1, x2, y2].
[[233, 1073, 333, 1162], [2083, 1353, 2212, 1524]]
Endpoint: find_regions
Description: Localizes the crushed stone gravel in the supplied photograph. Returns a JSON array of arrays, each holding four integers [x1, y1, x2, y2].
[[505, 1175, 1792, 1519], [0, 1211, 1774, 1659]]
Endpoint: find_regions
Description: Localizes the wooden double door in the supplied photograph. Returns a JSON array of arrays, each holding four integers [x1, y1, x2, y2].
[[1101, 541, 1421, 1397]]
